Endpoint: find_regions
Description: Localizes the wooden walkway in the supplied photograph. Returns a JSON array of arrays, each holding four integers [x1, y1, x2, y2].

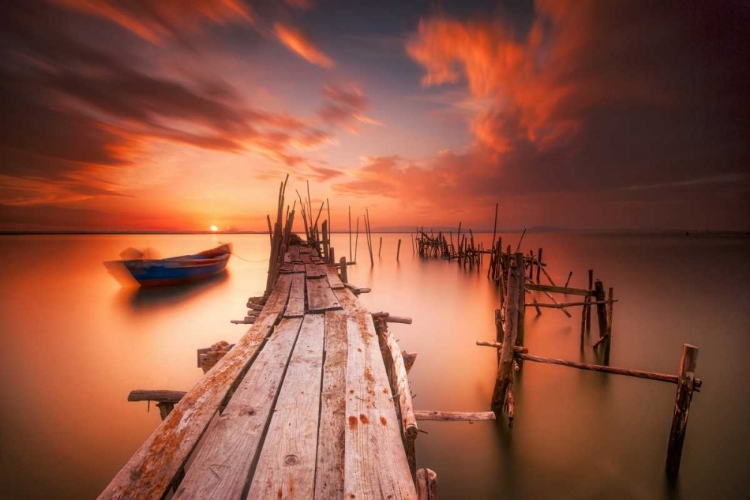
[[99, 245, 418, 499]]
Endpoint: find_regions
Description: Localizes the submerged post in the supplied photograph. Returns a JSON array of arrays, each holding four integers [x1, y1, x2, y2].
[[491, 252, 524, 421], [666, 344, 699, 478], [594, 279, 608, 339], [397, 239, 402, 261]]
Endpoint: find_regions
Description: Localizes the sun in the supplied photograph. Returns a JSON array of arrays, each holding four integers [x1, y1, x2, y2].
[[210, 225, 218, 232]]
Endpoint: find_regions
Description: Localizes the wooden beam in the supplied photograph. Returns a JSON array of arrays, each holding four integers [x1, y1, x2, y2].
[[414, 410, 496, 422], [525, 283, 592, 296], [128, 390, 186, 405], [475, 341, 528, 353], [516, 352, 702, 389]]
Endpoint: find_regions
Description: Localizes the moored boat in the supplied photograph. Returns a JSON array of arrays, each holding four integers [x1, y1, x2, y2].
[[113, 243, 232, 287]]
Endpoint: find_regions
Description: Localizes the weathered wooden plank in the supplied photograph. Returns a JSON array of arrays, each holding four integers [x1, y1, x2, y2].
[[293, 263, 306, 273], [334, 287, 366, 314], [414, 410, 496, 422], [307, 277, 342, 312], [344, 312, 417, 499], [247, 314, 325, 499], [279, 262, 294, 273], [284, 273, 306, 318], [300, 252, 312, 264], [305, 263, 326, 278], [173, 318, 304, 499], [325, 266, 345, 289], [314, 311, 348, 499], [289, 245, 301, 262], [98, 273, 293, 500]]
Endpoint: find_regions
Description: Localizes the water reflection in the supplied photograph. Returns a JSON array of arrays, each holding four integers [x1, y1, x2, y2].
[[114, 271, 229, 312]]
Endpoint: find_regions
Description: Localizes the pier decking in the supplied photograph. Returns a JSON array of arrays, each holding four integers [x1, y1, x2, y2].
[[99, 245, 418, 499]]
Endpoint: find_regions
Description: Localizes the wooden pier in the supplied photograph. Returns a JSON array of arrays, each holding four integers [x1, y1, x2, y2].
[[100, 179, 442, 499], [100, 244, 433, 499]]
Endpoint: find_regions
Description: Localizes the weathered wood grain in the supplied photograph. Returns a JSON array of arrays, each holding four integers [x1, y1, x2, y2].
[[289, 245, 301, 262], [416, 468, 437, 500], [344, 312, 417, 499], [247, 314, 325, 499], [98, 273, 293, 500], [334, 287, 366, 314], [325, 266, 346, 289], [172, 317, 304, 499], [305, 263, 326, 278], [293, 263, 306, 273], [314, 311, 348, 499], [284, 273, 305, 318], [414, 410, 496, 422], [307, 277, 342, 312]]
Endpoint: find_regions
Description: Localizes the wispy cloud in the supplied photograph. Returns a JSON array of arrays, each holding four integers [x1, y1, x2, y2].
[[274, 23, 335, 68], [52, 0, 253, 44]]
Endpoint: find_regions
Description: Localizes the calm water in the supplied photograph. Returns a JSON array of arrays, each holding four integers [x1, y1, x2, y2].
[[0, 233, 748, 499]]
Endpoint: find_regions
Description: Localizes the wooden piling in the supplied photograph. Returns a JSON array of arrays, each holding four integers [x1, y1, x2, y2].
[[416, 468, 437, 500], [491, 252, 523, 420], [349, 206, 352, 262], [586, 270, 593, 333], [339, 257, 348, 284], [536, 248, 543, 283], [666, 344, 699, 478], [379, 236, 383, 258], [594, 280, 608, 339], [397, 239, 402, 261], [322, 220, 329, 263]]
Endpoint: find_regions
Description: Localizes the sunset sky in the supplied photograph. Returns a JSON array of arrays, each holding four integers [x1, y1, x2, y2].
[[0, 0, 747, 232]]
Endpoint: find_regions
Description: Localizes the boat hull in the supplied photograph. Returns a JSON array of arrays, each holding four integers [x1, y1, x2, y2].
[[120, 244, 231, 287]]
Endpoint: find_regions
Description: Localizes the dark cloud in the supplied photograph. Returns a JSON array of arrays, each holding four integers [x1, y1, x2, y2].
[[334, 0, 749, 229]]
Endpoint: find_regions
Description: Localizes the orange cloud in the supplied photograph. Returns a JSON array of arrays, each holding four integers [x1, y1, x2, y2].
[[53, 0, 253, 43], [274, 23, 335, 68]]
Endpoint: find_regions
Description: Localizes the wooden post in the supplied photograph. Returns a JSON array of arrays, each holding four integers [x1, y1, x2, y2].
[[348, 206, 352, 262], [491, 252, 523, 420], [354, 216, 359, 261], [379, 236, 383, 258], [586, 270, 593, 333], [416, 468, 437, 500], [536, 248, 543, 283], [594, 280, 608, 339], [339, 257, 348, 284], [666, 344, 699, 478], [564, 271, 573, 288], [397, 239, 402, 260], [330, 247, 335, 267], [322, 220, 329, 263]]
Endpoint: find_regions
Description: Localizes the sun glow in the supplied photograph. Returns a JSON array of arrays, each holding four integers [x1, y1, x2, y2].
[[210, 225, 218, 232]]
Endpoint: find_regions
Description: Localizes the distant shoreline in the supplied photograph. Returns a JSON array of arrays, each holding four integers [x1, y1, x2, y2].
[[1, 230, 748, 238]]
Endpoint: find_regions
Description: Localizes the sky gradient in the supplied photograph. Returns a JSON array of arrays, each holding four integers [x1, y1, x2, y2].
[[0, 0, 747, 232]]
